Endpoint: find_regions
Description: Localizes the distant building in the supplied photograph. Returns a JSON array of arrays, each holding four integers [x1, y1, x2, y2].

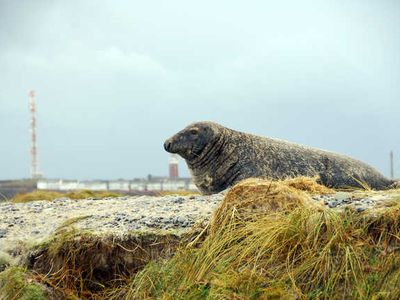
[[36, 153, 197, 193], [37, 177, 198, 192], [169, 154, 179, 178]]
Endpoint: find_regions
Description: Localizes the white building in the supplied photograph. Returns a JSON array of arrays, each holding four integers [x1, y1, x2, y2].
[[37, 177, 198, 192]]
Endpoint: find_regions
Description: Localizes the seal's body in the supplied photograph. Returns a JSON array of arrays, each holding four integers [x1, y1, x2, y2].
[[164, 122, 394, 194]]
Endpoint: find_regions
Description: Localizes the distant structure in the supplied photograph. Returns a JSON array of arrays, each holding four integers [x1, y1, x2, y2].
[[390, 150, 394, 179], [29, 90, 42, 179], [169, 154, 179, 178], [37, 178, 198, 192]]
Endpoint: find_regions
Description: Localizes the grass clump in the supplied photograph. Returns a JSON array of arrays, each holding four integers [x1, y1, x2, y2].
[[27, 228, 183, 299], [157, 190, 200, 196], [121, 178, 400, 299], [284, 176, 335, 194], [0, 251, 14, 272], [11, 190, 123, 203], [64, 190, 123, 200], [0, 267, 47, 300], [11, 190, 62, 203]]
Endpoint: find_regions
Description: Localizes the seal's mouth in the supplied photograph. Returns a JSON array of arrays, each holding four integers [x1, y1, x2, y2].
[[164, 138, 192, 160], [163, 139, 175, 153]]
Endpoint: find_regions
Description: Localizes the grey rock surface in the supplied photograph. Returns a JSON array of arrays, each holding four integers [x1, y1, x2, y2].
[[0, 194, 223, 252], [0, 189, 399, 253], [311, 192, 395, 212]]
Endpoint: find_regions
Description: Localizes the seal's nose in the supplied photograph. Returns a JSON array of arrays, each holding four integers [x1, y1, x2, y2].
[[164, 140, 172, 152]]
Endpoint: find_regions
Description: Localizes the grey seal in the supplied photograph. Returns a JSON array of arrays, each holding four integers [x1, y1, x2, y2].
[[164, 121, 396, 194]]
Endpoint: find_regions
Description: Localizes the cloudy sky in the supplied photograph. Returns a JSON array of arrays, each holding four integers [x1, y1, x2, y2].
[[0, 0, 399, 180]]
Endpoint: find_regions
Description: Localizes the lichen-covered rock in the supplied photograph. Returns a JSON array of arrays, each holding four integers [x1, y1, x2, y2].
[[0, 193, 223, 254]]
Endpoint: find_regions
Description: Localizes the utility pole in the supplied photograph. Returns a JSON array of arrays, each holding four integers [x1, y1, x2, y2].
[[29, 90, 42, 179], [390, 150, 394, 180]]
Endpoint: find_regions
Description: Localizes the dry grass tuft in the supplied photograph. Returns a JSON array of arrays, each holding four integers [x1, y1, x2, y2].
[[11, 190, 63, 203], [64, 190, 123, 200], [127, 179, 400, 299], [283, 176, 335, 194], [11, 190, 123, 203], [156, 190, 200, 197], [0, 251, 14, 273], [210, 177, 324, 231], [24, 229, 183, 299]]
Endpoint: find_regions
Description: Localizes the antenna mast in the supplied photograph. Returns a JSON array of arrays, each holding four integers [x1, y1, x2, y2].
[[29, 90, 42, 179], [390, 150, 394, 180]]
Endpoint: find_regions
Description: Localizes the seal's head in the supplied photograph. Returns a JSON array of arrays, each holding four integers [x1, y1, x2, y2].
[[164, 121, 221, 161]]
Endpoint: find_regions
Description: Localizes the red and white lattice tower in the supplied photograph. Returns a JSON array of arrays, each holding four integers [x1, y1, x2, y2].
[[169, 154, 179, 178], [29, 90, 42, 179]]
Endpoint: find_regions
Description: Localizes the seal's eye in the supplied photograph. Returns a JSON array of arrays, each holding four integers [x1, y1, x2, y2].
[[189, 128, 199, 135]]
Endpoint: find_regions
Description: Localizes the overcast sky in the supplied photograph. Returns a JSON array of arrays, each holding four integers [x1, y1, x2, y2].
[[0, 0, 399, 180]]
